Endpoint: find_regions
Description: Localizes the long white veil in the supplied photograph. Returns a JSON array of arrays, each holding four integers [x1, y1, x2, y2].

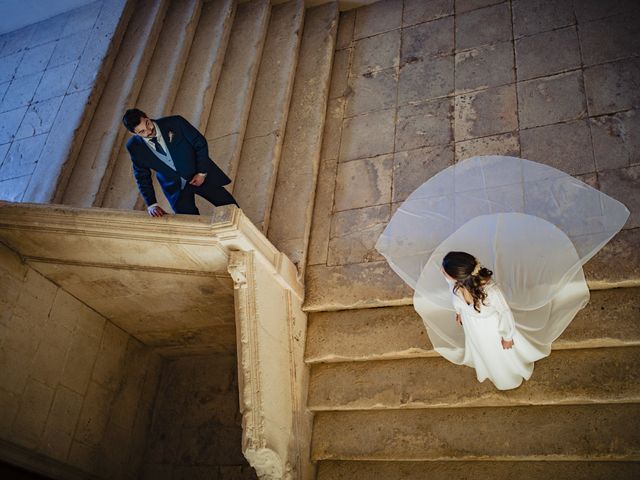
[[376, 155, 629, 363]]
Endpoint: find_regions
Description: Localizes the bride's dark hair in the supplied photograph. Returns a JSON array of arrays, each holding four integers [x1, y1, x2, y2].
[[442, 251, 493, 312]]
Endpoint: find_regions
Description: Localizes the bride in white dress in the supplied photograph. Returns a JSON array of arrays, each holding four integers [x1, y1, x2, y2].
[[376, 155, 629, 390]]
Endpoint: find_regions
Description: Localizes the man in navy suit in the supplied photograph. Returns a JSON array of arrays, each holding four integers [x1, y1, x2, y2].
[[122, 108, 237, 217]]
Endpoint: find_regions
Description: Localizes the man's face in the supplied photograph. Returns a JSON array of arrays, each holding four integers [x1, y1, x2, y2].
[[133, 117, 156, 138]]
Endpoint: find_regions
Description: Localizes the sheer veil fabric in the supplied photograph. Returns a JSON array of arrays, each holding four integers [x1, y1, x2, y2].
[[376, 156, 629, 389]]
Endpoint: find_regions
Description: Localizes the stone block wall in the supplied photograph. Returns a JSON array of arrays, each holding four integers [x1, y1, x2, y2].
[[0, 242, 163, 479], [142, 354, 257, 479], [0, 0, 131, 204]]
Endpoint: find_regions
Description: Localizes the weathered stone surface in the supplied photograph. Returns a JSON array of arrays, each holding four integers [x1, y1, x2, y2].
[[584, 58, 640, 116], [353, 0, 402, 40], [327, 204, 390, 266], [304, 287, 640, 363], [317, 460, 640, 480], [312, 404, 640, 460], [34, 61, 77, 102], [398, 55, 453, 105], [0, 71, 42, 112], [455, 132, 520, 160], [517, 71, 587, 129], [102, 0, 202, 212], [512, 0, 575, 38], [205, 0, 270, 186], [520, 119, 595, 175], [455, 0, 504, 15], [339, 107, 395, 162], [0, 52, 21, 83], [23, 0, 133, 204], [62, 0, 168, 208], [396, 98, 453, 151], [346, 67, 397, 117], [455, 2, 511, 50], [40, 386, 83, 461], [11, 379, 54, 448], [578, 12, 640, 67], [598, 166, 640, 229], [321, 97, 346, 161], [584, 229, 640, 288], [172, 0, 236, 131], [590, 110, 639, 170], [573, 0, 640, 23], [334, 154, 393, 211], [336, 9, 355, 50], [305, 305, 429, 363], [15, 95, 65, 139], [403, 0, 453, 26], [0, 107, 27, 144], [15, 41, 55, 77], [454, 84, 516, 141], [455, 41, 514, 92], [401, 16, 453, 62], [49, 30, 91, 69], [309, 347, 640, 411], [308, 158, 338, 266], [304, 261, 413, 312], [267, 2, 338, 268], [515, 26, 581, 81], [351, 29, 400, 75], [392, 144, 454, 202], [0, 134, 46, 181], [328, 47, 351, 100]]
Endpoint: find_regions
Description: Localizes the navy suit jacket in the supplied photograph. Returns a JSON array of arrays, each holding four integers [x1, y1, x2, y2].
[[126, 115, 231, 207]]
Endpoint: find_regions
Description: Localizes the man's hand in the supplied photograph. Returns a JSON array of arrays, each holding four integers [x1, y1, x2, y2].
[[147, 205, 166, 217], [501, 338, 514, 350], [189, 173, 207, 187]]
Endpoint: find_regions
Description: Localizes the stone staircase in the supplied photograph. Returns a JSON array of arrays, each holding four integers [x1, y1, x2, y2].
[[60, 0, 339, 268], [305, 287, 640, 478]]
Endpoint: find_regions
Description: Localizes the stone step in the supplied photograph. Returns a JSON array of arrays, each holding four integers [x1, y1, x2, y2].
[[60, 0, 169, 208], [101, 0, 204, 212], [308, 346, 640, 411], [266, 2, 338, 269], [305, 287, 640, 363], [311, 403, 640, 461], [203, 0, 271, 197], [317, 460, 640, 480], [233, 0, 305, 232], [171, 0, 235, 132], [304, 228, 640, 312]]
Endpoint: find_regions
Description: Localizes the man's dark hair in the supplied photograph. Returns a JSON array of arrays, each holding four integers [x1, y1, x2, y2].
[[122, 108, 148, 132]]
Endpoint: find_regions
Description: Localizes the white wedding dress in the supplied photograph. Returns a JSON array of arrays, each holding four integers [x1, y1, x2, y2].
[[376, 156, 629, 390]]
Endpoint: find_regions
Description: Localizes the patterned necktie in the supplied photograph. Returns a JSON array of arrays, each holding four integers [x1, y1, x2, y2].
[[150, 137, 166, 156]]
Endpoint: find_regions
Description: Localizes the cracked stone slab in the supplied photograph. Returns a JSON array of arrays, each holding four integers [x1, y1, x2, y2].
[[454, 84, 517, 141]]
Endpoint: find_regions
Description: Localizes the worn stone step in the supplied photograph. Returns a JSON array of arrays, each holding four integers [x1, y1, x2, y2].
[[267, 3, 338, 269], [233, 0, 305, 232], [102, 0, 203, 212], [311, 403, 640, 461], [204, 0, 271, 200], [171, 0, 235, 132], [308, 346, 640, 411], [304, 228, 640, 312], [61, 0, 169, 208], [317, 460, 640, 480], [305, 287, 640, 363]]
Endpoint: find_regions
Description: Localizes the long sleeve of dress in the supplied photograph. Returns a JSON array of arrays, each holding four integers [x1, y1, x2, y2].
[[491, 285, 516, 341]]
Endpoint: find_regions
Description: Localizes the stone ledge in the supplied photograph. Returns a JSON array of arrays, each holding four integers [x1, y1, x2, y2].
[[305, 287, 640, 363], [312, 403, 640, 461], [317, 460, 640, 480], [308, 346, 640, 410], [304, 228, 640, 311]]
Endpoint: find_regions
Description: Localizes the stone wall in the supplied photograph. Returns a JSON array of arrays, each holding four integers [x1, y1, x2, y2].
[[0, 0, 132, 204], [0, 242, 163, 479], [142, 354, 256, 479]]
